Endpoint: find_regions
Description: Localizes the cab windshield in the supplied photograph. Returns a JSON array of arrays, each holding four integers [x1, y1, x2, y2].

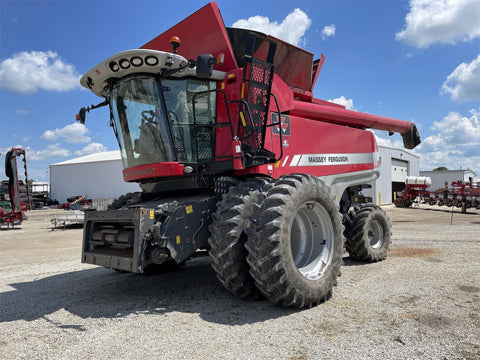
[[109, 75, 216, 169]]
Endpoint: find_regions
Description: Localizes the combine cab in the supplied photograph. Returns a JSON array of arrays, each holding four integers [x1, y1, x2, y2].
[[77, 2, 421, 307]]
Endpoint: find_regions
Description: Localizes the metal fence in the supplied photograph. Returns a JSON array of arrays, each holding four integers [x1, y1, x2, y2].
[[91, 197, 116, 211]]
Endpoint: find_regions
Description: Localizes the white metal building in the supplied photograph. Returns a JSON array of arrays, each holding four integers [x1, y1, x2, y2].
[[419, 169, 478, 191], [49, 151, 140, 203], [368, 145, 420, 205]]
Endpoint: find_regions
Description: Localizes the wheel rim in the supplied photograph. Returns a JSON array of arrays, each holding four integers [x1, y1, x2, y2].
[[290, 201, 334, 281], [368, 219, 384, 249]]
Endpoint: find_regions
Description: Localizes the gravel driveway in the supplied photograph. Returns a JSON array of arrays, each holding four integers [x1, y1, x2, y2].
[[1, 205, 479, 359]]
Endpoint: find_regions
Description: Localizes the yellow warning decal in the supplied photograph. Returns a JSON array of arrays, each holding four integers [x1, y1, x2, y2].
[[239, 111, 247, 127], [149, 210, 154, 219], [176, 235, 181, 244], [185, 205, 193, 214]]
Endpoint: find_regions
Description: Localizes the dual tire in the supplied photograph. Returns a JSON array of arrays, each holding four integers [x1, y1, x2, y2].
[[208, 178, 270, 298], [209, 174, 344, 308], [246, 174, 344, 308]]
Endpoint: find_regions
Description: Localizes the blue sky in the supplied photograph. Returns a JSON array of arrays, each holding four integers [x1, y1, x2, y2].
[[1, 0, 479, 182]]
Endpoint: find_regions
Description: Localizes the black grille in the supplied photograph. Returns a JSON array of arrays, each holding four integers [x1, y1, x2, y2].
[[195, 128, 213, 159], [243, 59, 274, 149]]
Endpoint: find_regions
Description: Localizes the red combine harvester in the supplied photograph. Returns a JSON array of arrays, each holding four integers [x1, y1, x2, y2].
[[395, 176, 480, 213], [1, 148, 29, 227], [77, 2, 421, 307]]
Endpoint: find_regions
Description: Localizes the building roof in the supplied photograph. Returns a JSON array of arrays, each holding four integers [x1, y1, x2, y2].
[[377, 144, 419, 159], [50, 150, 121, 166], [420, 168, 477, 176]]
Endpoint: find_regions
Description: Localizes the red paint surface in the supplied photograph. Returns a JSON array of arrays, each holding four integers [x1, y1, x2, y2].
[[123, 162, 185, 181], [141, 2, 237, 72]]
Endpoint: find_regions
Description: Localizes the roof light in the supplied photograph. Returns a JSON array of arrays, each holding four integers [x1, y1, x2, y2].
[[109, 61, 119, 72], [131, 56, 143, 67], [170, 36, 181, 54], [119, 58, 130, 69], [145, 56, 158, 66]]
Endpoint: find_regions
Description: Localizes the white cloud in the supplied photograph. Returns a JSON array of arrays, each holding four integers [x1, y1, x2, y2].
[[16, 109, 29, 115], [395, 0, 480, 48], [441, 54, 480, 102], [0, 51, 81, 93], [321, 24, 336, 39], [42, 123, 91, 143], [26, 144, 71, 161], [75, 143, 108, 156], [12, 134, 32, 143], [232, 8, 311, 46], [416, 108, 480, 170], [327, 96, 356, 110], [373, 134, 405, 149], [430, 109, 480, 144]]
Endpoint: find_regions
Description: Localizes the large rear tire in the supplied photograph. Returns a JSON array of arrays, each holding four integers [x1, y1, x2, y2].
[[208, 178, 270, 298], [344, 204, 391, 262], [246, 174, 344, 308]]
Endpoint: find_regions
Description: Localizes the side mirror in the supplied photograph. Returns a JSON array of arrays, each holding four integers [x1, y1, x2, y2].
[[75, 100, 108, 124], [196, 54, 215, 78], [195, 53, 224, 78], [76, 107, 87, 124]]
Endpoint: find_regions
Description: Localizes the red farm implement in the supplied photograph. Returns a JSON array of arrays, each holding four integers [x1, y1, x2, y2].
[[395, 176, 480, 213], [1, 148, 29, 227]]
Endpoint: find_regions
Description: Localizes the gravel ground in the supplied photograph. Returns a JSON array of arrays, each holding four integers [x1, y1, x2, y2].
[[0, 205, 479, 360]]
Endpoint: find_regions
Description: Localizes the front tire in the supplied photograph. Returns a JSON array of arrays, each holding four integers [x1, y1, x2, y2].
[[344, 204, 391, 262], [208, 178, 270, 298], [246, 174, 344, 308]]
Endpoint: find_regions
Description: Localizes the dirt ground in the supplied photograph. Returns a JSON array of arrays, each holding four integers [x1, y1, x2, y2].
[[0, 204, 479, 359]]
